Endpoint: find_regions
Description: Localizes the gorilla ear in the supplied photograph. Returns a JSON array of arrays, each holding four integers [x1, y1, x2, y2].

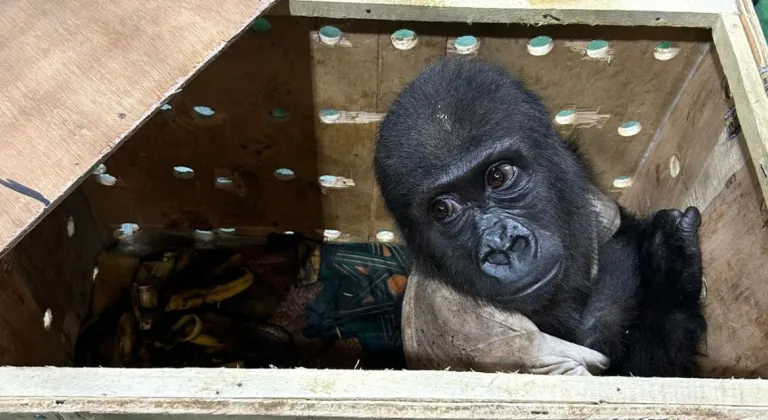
[[588, 185, 621, 245]]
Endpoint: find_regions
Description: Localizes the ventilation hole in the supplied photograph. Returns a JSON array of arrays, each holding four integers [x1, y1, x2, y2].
[[319, 108, 341, 123], [216, 227, 236, 234], [376, 230, 395, 242], [274, 168, 296, 180], [323, 229, 342, 240], [669, 154, 681, 178], [250, 18, 271, 33], [93, 163, 107, 175], [454, 35, 479, 54], [391, 29, 418, 50], [214, 177, 234, 189], [95, 173, 117, 186], [319, 175, 355, 188], [92, 266, 99, 282], [586, 39, 609, 58], [173, 166, 195, 179], [612, 176, 633, 189], [618, 121, 642, 137], [113, 222, 140, 239], [193, 106, 215, 118], [283, 231, 295, 235], [194, 229, 215, 242], [555, 109, 576, 125], [66, 216, 75, 238], [160, 104, 172, 112], [528, 35, 553, 56], [655, 17, 662, 22], [43, 309, 53, 331], [654, 41, 680, 61], [270, 107, 290, 121], [319, 26, 343, 45]]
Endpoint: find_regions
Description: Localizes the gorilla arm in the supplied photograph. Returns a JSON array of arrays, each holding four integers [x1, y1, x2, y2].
[[402, 186, 621, 375]]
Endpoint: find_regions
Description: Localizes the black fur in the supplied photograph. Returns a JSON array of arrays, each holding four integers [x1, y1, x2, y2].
[[374, 58, 706, 377]]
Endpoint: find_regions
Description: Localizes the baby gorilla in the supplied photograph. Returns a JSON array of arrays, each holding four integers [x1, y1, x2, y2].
[[374, 58, 706, 377]]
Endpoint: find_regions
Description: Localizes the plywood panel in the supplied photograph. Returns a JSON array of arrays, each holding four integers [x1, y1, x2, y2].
[[84, 16, 325, 236], [620, 47, 731, 213], [476, 26, 710, 197], [0, 190, 102, 366], [0, 0, 278, 258], [698, 166, 768, 379]]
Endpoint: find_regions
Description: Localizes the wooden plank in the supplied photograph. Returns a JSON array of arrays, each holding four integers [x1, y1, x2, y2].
[[698, 166, 768, 379], [0, 367, 766, 419], [0, 0, 278, 259], [620, 46, 731, 213], [713, 13, 768, 208], [289, 0, 736, 27], [311, 19, 381, 240], [0, 190, 103, 366]]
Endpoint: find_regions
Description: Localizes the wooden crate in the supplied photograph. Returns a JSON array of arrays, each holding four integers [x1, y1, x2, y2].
[[0, 0, 767, 418]]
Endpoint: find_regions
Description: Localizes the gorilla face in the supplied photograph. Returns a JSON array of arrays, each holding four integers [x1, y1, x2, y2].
[[374, 58, 596, 310]]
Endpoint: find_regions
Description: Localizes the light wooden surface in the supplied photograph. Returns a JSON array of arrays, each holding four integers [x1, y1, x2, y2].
[[0, 0, 277, 258], [0, 367, 766, 419], [713, 13, 768, 210], [289, 0, 737, 27], [620, 46, 731, 213]]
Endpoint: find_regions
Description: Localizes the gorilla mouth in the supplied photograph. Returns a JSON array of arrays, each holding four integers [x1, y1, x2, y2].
[[492, 261, 562, 301]]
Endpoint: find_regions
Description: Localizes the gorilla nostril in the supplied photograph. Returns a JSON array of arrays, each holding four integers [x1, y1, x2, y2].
[[510, 236, 529, 253], [485, 251, 510, 265]]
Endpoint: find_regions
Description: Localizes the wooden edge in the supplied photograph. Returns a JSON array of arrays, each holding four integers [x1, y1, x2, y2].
[[737, 0, 768, 67], [288, 0, 734, 27], [0, 367, 766, 419], [713, 13, 768, 207], [0, 0, 279, 260]]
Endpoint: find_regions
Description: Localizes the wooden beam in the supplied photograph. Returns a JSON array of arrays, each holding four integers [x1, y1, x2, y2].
[[713, 13, 768, 206], [0, 0, 278, 259], [289, 0, 736, 27], [0, 367, 766, 419]]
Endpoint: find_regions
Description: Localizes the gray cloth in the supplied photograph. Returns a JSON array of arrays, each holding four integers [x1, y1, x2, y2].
[[401, 186, 620, 376]]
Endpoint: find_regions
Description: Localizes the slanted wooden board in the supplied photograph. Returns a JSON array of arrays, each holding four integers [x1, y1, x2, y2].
[[289, 0, 738, 27], [0, 367, 767, 419], [0, 0, 278, 258]]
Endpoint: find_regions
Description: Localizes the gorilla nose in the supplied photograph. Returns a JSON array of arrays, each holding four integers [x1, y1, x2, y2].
[[485, 251, 510, 265], [477, 220, 536, 283]]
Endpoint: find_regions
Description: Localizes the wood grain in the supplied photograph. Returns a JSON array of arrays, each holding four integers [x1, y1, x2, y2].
[[0, 0, 277, 258], [698, 166, 768, 379], [289, 0, 736, 27], [0, 367, 765, 419], [620, 46, 731, 213], [0, 190, 102, 366]]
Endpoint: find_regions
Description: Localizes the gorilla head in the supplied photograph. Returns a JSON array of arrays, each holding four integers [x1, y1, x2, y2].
[[374, 58, 598, 313]]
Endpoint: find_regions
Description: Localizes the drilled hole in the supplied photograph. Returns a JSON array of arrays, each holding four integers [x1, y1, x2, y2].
[[528, 35, 553, 56], [43, 309, 53, 331], [193, 106, 215, 118], [270, 108, 290, 121], [318, 26, 342, 45], [173, 166, 195, 179], [250, 18, 271, 33], [391, 29, 418, 50], [669, 154, 681, 178], [274, 168, 296, 180], [323, 229, 342, 240], [93, 163, 107, 175], [66, 216, 75, 238], [618, 121, 642, 137], [376, 230, 395, 242], [95, 173, 117, 186]]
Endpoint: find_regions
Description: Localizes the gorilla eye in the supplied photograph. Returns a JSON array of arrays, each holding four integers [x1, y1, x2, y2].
[[486, 163, 517, 189], [430, 198, 459, 221]]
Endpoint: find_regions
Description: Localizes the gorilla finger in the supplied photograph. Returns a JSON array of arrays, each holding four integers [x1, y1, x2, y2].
[[678, 207, 702, 233]]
